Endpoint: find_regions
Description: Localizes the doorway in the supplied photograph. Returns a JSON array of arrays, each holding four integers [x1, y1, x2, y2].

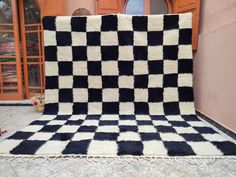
[[0, 0, 44, 100]]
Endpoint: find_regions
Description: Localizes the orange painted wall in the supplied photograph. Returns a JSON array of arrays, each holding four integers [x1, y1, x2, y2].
[[67, 0, 96, 15], [194, 0, 236, 132]]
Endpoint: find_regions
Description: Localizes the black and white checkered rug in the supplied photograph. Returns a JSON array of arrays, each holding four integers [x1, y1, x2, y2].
[[1, 13, 236, 156]]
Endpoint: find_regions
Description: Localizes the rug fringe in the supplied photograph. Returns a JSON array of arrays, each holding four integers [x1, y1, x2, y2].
[[0, 155, 236, 165]]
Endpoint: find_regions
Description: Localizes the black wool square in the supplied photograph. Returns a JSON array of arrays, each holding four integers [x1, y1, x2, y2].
[[59, 89, 73, 102], [71, 17, 87, 32], [94, 133, 118, 141], [169, 121, 190, 127], [56, 32, 72, 46], [164, 102, 180, 115], [101, 46, 118, 61], [194, 127, 216, 134], [119, 126, 138, 132], [103, 102, 119, 114], [155, 126, 176, 133], [87, 32, 101, 46], [88, 89, 102, 102], [39, 125, 61, 132], [55, 115, 71, 120], [101, 15, 118, 31], [132, 16, 147, 31], [9, 132, 34, 140], [42, 16, 56, 31], [86, 115, 101, 120], [135, 102, 149, 114], [44, 46, 57, 61], [43, 103, 58, 115], [51, 133, 74, 141], [164, 142, 195, 156], [137, 120, 153, 125], [58, 62, 73, 75], [148, 88, 163, 102], [45, 76, 58, 89], [140, 133, 161, 141], [163, 46, 178, 60], [212, 142, 236, 155], [181, 134, 207, 142], [148, 61, 163, 74], [72, 46, 87, 61], [120, 115, 136, 120], [179, 29, 192, 44], [118, 61, 133, 75], [73, 76, 88, 88], [77, 126, 97, 132], [134, 75, 148, 88], [119, 89, 134, 102], [99, 120, 118, 126], [118, 141, 143, 155], [134, 46, 148, 60], [63, 140, 91, 154], [178, 87, 194, 101], [102, 76, 118, 88], [148, 31, 163, 45], [178, 60, 193, 73], [118, 31, 134, 45], [73, 103, 88, 114], [88, 61, 101, 75], [164, 15, 179, 30], [163, 74, 177, 87]]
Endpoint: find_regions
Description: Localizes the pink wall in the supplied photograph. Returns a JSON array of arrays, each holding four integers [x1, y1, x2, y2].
[[194, 0, 236, 132], [67, 0, 96, 15]]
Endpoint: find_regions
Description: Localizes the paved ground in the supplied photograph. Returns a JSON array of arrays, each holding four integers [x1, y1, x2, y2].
[[0, 106, 236, 177]]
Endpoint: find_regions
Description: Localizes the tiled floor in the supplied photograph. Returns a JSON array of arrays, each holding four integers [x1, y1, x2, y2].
[[0, 106, 236, 177]]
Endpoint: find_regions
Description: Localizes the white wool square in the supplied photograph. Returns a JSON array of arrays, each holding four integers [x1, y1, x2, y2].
[[45, 89, 58, 103], [100, 115, 119, 120], [73, 89, 88, 102], [166, 115, 184, 121], [135, 115, 151, 121], [149, 103, 164, 115], [56, 16, 71, 31], [119, 120, 137, 126], [45, 62, 58, 76], [36, 141, 68, 155], [69, 115, 86, 121], [88, 103, 102, 114], [0, 140, 23, 153], [88, 76, 102, 88], [44, 30, 56, 46], [164, 88, 179, 102], [178, 74, 192, 87], [135, 89, 148, 102], [148, 46, 163, 60], [88, 140, 118, 155], [119, 102, 135, 114], [28, 132, 54, 141], [164, 60, 177, 74], [118, 132, 141, 141], [87, 47, 101, 61], [163, 29, 179, 45], [143, 141, 168, 156], [188, 142, 223, 156], [118, 46, 134, 60], [71, 32, 86, 46], [202, 133, 231, 142], [179, 13, 192, 29], [134, 32, 147, 46], [59, 76, 73, 88], [57, 125, 79, 133], [188, 121, 206, 127], [148, 15, 164, 31], [47, 120, 66, 125], [73, 61, 87, 75], [86, 16, 102, 31], [148, 74, 163, 88], [57, 46, 72, 61], [101, 32, 118, 45], [152, 120, 171, 126], [118, 76, 134, 88], [160, 133, 185, 141], [134, 61, 148, 75], [58, 103, 73, 115], [178, 45, 192, 59], [138, 126, 157, 133], [179, 102, 196, 115], [118, 15, 133, 31], [174, 127, 198, 134], [72, 132, 95, 141], [96, 126, 119, 133], [40, 115, 56, 121], [82, 120, 99, 126], [103, 89, 119, 102], [21, 125, 43, 132], [102, 61, 118, 75]]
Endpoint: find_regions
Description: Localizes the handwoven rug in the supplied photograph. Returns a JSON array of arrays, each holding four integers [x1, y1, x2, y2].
[[0, 13, 236, 157]]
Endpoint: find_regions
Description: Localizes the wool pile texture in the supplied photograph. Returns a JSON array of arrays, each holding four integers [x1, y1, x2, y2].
[[0, 13, 236, 157]]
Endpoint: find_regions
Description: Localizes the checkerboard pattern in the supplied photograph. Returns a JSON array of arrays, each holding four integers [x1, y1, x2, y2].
[[1, 13, 236, 156]]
